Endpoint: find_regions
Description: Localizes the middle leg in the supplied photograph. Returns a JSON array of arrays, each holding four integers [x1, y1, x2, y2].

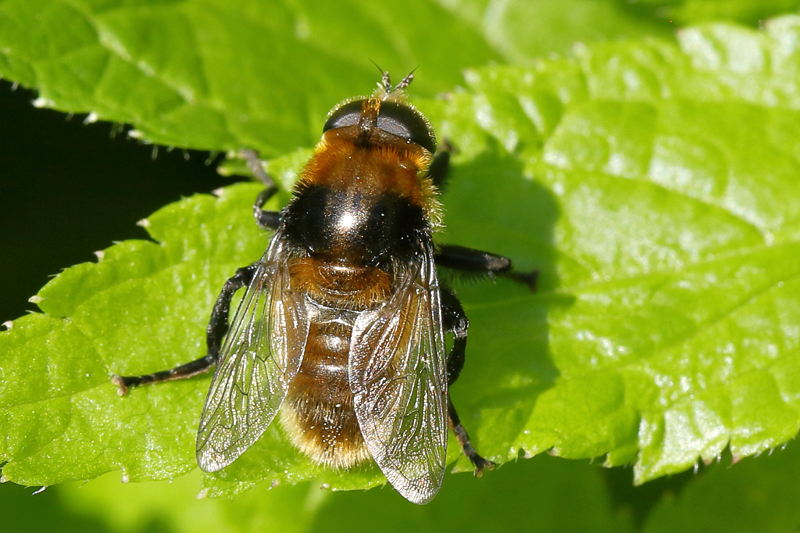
[[437, 244, 538, 291]]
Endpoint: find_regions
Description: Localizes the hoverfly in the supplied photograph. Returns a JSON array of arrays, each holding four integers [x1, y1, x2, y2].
[[113, 72, 536, 504]]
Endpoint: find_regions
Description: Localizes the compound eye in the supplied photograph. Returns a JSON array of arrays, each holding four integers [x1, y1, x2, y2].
[[323, 100, 365, 132], [323, 99, 436, 153], [376, 101, 435, 153]]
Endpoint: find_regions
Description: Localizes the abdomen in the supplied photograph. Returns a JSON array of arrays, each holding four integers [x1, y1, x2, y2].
[[280, 257, 391, 468]]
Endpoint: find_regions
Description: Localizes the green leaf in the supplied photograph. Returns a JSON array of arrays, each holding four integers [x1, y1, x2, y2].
[[0, 184, 269, 485], [3, 14, 800, 499], [441, 16, 800, 484], [0, 0, 672, 156]]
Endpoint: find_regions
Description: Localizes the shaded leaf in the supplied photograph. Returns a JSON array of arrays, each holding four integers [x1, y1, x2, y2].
[[45, 455, 633, 533], [643, 443, 800, 533], [636, 0, 800, 26]]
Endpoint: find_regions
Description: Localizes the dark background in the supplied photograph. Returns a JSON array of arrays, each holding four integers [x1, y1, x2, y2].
[[0, 79, 233, 323]]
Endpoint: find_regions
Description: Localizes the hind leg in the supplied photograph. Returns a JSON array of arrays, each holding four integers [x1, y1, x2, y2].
[[441, 286, 496, 475]]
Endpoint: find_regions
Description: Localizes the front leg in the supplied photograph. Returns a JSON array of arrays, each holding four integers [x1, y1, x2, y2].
[[241, 149, 281, 231], [428, 140, 453, 189], [437, 244, 538, 291], [441, 287, 496, 475], [111, 263, 258, 395]]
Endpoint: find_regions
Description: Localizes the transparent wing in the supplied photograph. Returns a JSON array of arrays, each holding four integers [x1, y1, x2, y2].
[[196, 232, 309, 472], [349, 241, 448, 504]]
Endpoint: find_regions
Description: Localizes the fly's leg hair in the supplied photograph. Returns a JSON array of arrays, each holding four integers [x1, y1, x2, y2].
[[241, 148, 281, 231], [111, 264, 258, 396], [441, 287, 496, 475], [436, 244, 538, 291]]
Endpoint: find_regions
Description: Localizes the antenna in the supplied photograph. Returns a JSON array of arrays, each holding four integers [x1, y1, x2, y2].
[[369, 59, 392, 92], [394, 67, 418, 91]]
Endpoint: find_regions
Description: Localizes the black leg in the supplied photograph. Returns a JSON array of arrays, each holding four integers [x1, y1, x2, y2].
[[205, 264, 259, 356], [448, 399, 496, 476], [111, 264, 258, 395], [441, 287, 496, 475], [253, 187, 281, 230], [241, 149, 281, 231], [441, 287, 468, 386], [436, 244, 538, 291], [428, 140, 453, 190]]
